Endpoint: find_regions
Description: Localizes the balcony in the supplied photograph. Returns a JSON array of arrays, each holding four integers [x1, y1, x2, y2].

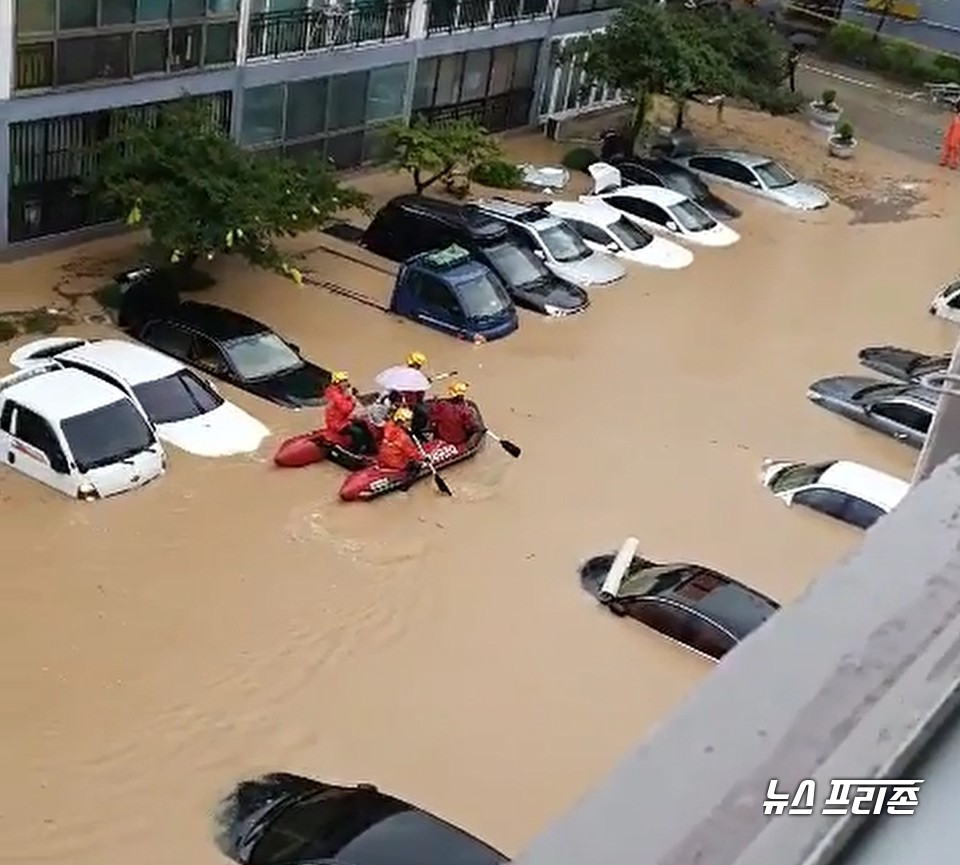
[[426, 0, 552, 34], [555, 0, 619, 15], [246, 3, 412, 60]]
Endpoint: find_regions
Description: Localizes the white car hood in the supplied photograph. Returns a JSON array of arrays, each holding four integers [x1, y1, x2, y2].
[[772, 182, 830, 210], [686, 221, 740, 248], [84, 446, 165, 498], [158, 402, 269, 457], [621, 236, 693, 269], [588, 162, 623, 195]]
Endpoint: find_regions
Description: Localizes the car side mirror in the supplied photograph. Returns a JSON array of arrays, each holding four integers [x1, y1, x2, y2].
[[50, 453, 69, 474], [666, 221, 679, 232], [287, 342, 300, 354], [533, 249, 545, 259], [606, 241, 619, 252], [206, 379, 219, 393]]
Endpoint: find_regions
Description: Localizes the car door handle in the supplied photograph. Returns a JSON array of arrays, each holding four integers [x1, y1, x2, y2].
[[894, 432, 908, 440]]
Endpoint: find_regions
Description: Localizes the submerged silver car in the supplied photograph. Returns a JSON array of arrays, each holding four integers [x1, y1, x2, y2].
[[671, 150, 830, 211], [471, 198, 625, 288]]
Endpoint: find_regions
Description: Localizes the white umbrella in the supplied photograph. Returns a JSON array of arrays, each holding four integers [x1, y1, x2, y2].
[[375, 365, 431, 392]]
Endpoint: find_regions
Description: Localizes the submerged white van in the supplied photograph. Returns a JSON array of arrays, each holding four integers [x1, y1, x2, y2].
[[0, 363, 166, 500]]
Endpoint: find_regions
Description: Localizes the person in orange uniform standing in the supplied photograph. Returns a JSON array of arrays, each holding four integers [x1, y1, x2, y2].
[[377, 407, 422, 476], [430, 382, 481, 445], [941, 105, 960, 170]]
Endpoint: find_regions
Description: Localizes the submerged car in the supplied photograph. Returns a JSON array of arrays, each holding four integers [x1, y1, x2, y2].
[[929, 277, 960, 323], [9, 337, 269, 457], [807, 374, 936, 448], [471, 197, 625, 287], [117, 273, 330, 409], [760, 458, 907, 529], [670, 150, 830, 211], [579, 553, 778, 660], [858, 344, 950, 384], [361, 195, 588, 316], [611, 156, 742, 221], [542, 199, 694, 269], [216, 772, 507, 865], [583, 164, 740, 248], [0, 362, 165, 500]]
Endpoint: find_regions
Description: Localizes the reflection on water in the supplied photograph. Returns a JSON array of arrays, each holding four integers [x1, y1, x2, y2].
[[1, 133, 959, 865]]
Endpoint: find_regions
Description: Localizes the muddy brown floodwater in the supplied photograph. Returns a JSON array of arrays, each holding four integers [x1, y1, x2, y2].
[[1, 108, 959, 865]]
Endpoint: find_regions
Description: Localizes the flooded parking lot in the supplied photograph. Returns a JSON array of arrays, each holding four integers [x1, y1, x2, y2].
[[1, 109, 959, 865]]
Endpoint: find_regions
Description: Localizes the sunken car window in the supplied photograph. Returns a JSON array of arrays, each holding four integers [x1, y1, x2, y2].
[[132, 369, 224, 425], [456, 271, 512, 318], [661, 170, 708, 200], [769, 461, 834, 493], [538, 223, 591, 262], [669, 200, 717, 232], [60, 399, 155, 471], [754, 160, 795, 189], [607, 216, 653, 249], [250, 791, 506, 865], [483, 242, 548, 287], [224, 333, 302, 381]]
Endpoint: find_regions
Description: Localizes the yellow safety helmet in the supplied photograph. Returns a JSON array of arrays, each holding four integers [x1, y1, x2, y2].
[[331, 370, 349, 383], [448, 381, 469, 397], [406, 351, 427, 369], [393, 407, 414, 424]]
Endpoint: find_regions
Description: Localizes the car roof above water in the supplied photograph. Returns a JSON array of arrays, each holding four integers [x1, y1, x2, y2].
[[818, 460, 908, 511], [473, 198, 562, 231], [409, 245, 492, 283], [1, 366, 129, 420], [167, 301, 268, 342], [59, 339, 182, 385], [603, 184, 687, 207], [691, 149, 773, 167], [547, 199, 622, 227], [385, 195, 509, 241]]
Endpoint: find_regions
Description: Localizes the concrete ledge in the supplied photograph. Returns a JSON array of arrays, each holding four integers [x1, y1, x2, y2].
[[514, 456, 960, 865]]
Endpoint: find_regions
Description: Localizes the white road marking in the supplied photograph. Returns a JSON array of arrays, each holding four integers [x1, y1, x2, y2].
[[800, 63, 923, 101]]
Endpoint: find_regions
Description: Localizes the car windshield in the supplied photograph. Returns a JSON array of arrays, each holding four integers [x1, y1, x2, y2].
[[224, 333, 302, 381], [754, 160, 796, 189], [456, 272, 512, 319], [607, 216, 653, 249], [132, 370, 224, 424], [769, 461, 835, 493], [482, 242, 548, 287], [669, 200, 717, 232], [538, 222, 591, 262], [60, 399, 156, 472], [853, 382, 900, 401], [250, 791, 506, 865]]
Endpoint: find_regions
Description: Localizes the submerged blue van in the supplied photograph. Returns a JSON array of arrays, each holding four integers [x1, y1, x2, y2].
[[391, 244, 519, 342]]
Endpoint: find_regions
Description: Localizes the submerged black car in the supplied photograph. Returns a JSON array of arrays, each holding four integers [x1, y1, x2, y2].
[[116, 268, 329, 408], [362, 196, 589, 316], [858, 344, 950, 384], [217, 773, 508, 865], [579, 554, 778, 660], [611, 156, 742, 221]]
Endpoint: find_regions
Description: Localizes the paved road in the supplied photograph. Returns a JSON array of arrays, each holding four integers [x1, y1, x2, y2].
[[796, 58, 950, 161]]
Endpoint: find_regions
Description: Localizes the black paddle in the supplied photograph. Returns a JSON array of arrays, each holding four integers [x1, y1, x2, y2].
[[411, 433, 453, 496], [485, 429, 521, 458]]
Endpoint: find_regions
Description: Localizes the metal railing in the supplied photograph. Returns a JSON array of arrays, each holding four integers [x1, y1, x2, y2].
[[426, 0, 551, 34], [555, 0, 619, 15], [247, 3, 412, 59]]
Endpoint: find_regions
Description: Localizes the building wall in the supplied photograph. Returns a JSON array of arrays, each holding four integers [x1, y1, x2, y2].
[[843, 0, 960, 56], [0, 0, 619, 252]]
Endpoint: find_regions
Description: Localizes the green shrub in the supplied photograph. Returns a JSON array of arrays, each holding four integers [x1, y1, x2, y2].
[[881, 41, 920, 78], [933, 53, 960, 84], [468, 159, 523, 189], [819, 88, 837, 107], [561, 146, 598, 172], [825, 21, 874, 62], [744, 84, 805, 116], [834, 122, 855, 142], [0, 320, 18, 343]]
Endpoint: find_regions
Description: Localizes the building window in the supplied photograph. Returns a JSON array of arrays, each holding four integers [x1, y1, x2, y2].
[[539, 33, 625, 118], [241, 84, 286, 146], [286, 78, 328, 139], [7, 93, 233, 244], [412, 43, 540, 133], [13, 0, 239, 91], [366, 64, 408, 122]]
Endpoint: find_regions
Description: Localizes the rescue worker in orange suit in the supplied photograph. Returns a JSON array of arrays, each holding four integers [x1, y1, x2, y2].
[[402, 351, 431, 438], [941, 105, 960, 170], [430, 381, 481, 445], [377, 407, 422, 477], [322, 371, 372, 453]]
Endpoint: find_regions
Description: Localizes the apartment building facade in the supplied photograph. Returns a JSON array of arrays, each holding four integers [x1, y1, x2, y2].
[[0, 0, 624, 252]]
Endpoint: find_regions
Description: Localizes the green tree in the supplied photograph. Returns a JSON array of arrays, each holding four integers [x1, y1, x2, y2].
[[89, 99, 368, 284], [384, 117, 502, 194]]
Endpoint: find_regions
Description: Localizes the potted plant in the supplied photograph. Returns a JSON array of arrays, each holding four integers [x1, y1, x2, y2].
[[828, 122, 857, 159], [809, 88, 843, 127]]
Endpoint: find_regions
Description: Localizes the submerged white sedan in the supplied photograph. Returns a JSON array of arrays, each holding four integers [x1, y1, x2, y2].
[[543, 200, 693, 270], [10, 338, 269, 457], [582, 163, 740, 248]]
